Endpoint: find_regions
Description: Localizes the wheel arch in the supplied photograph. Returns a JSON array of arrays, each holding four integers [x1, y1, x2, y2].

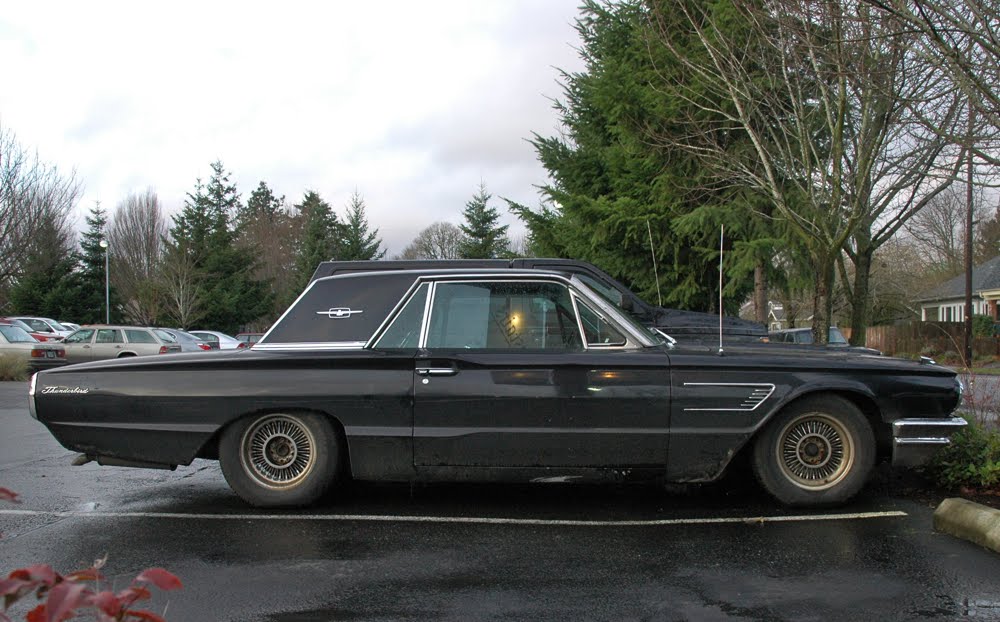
[[196, 407, 353, 478], [731, 387, 889, 470]]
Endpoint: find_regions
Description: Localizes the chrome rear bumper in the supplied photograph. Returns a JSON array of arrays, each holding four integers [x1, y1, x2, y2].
[[891, 417, 967, 467]]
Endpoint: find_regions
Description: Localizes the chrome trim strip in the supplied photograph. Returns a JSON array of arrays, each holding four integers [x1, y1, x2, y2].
[[251, 342, 367, 351], [894, 437, 952, 446], [28, 373, 38, 420], [681, 383, 776, 412], [892, 417, 967, 432]]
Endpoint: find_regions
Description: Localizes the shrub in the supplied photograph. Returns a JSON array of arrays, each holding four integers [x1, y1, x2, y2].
[[921, 417, 1000, 490], [0, 562, 182, 622], [0, 355, 27, 382], [972, 314, 996, 338]]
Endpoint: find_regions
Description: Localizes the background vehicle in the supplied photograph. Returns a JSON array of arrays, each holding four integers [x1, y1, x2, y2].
[[0, 317, 61, 342], [61, 326, 183, 363], [156, 328, 212, 352], [188, 330, 247, 350], [9, 316, 74, 339], [310, 259, 768, 343], [58, 321, 81, 332], [235, 332, 264, 346], [769, 327, 882, 355], [0, 322, 67, 371]]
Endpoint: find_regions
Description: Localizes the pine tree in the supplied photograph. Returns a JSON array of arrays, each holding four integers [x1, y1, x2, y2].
[[459, 182, 509, 259], [294, 190, 341, 292], [163, 161, 273, 332], [8, 210, 78, 317], [340, 191, 385, 261], [47, 205, 122, 323], [238, 181, 285, 230], [508, 0, 779, 314]]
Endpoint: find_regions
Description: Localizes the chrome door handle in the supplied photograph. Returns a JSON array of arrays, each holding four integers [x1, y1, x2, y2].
[[416, 367, 457, 376]]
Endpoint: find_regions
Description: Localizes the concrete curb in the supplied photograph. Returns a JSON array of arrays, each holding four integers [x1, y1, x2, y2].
[[933, 497, 1000, 554]]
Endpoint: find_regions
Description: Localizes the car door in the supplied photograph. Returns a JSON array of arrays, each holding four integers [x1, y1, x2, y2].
[[411, 278, 670, 469], [61, 328, 97, 363]]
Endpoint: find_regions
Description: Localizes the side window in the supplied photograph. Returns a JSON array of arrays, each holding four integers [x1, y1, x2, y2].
[[374, 284, 429, 349], [425, 281, 582, 350], [125, 329, 157, 344], [96, 329, 123, 344], [65, 329, 95, 344], [25, 319, 52, 333], [575, 299, 627, 347]]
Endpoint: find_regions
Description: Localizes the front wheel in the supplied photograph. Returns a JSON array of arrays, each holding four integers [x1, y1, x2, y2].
[[752, 395, 874, 507], [219, 412, 341, 508]]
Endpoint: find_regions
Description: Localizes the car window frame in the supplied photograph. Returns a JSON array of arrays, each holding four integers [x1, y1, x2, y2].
[[368, 274, 651, 352]]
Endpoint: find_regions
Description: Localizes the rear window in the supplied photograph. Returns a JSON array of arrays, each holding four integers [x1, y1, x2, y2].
[[263, 272, 419, 345]]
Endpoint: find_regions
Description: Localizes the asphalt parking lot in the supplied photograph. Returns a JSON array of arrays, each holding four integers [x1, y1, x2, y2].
[[2, 381, 999, 621]]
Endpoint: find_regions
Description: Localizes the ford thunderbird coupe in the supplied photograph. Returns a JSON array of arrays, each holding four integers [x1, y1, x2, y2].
[[29, 269, 965, 508]]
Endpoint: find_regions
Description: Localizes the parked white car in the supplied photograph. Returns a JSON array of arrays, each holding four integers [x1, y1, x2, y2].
[[188, 330, 247, 350]]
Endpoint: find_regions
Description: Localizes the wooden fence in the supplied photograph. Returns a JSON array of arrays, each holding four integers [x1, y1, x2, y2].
[[842, 322, 1000, 358]]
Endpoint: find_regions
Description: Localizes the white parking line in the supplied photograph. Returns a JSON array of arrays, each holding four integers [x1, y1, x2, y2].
[[0, 509, 907, 526]]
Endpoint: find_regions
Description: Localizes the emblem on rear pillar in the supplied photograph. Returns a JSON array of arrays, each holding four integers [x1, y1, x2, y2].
[[316, 307, 363, 319]]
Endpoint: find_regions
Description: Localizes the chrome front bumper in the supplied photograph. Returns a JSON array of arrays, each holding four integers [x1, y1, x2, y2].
[[891, 417, 968, 467]]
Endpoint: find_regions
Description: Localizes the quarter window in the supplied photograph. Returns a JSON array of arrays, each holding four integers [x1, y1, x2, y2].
[[125, 329, 157, 344], [576, 299, 627, 346], [425, 281, 582, 350], [374, 284, 429, 349]]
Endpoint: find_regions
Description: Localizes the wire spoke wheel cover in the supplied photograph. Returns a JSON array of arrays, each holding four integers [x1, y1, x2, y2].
[[240, 414, 316, 489], [776, 412, 854, 491]]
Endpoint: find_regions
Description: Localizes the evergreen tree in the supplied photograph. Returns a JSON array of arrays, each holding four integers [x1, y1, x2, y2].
[[7, 209, 78, 317], [293, 190, 341, 292], [239, 181, 285, 230], [163, 161, 273, 332], [340, 191, 385, 261], [509, 0, 780, 314], [45, 205, 122, 323], [459, 182, 509, 259]]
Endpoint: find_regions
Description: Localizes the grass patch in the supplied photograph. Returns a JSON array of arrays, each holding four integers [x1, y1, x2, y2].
[[0, 354, 28, 381]]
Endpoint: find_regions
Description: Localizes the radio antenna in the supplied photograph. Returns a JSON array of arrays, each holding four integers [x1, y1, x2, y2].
[[647, 219, 662, 307], [718, 225, 724, 356]]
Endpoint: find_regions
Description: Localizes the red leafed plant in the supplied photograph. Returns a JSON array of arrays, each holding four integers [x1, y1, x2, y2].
[[1, 489, 182, 621], [0, 562, 182, 622]]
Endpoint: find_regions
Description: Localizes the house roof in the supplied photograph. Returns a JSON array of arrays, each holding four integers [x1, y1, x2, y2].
[[915, 255, 1000, 303]]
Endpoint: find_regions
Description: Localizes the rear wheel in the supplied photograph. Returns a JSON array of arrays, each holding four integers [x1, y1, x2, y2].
[[220, 412, 341, 507], [752, 395, 874, 507]]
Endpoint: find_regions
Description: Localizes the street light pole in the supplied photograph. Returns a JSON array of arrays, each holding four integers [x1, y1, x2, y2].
[[99, 239, 109, 323]]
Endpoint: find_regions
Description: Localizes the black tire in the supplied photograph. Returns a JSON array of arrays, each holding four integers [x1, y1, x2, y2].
[[752, 394, 875, 507], [219, 412, 341, 508]]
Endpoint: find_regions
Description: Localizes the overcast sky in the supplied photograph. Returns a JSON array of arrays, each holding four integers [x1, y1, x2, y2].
[[0, 1, 585, 256]]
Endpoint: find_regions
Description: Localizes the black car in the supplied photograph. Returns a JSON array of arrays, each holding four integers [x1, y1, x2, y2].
[[29, 268, 964, 509]]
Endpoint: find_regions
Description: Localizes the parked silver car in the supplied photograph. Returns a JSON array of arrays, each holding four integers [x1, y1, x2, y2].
[[0, 322, 68, 372], [187, 330, 247, 350], [155, 328, 211, 352], [61, 326, 183, 364]]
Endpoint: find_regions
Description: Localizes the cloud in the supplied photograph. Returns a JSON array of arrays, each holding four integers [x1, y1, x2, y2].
[[0, 0, 584, 255]]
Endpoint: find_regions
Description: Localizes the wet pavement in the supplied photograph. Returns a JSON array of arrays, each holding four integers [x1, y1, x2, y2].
[[2, 381, 1000, 621]]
